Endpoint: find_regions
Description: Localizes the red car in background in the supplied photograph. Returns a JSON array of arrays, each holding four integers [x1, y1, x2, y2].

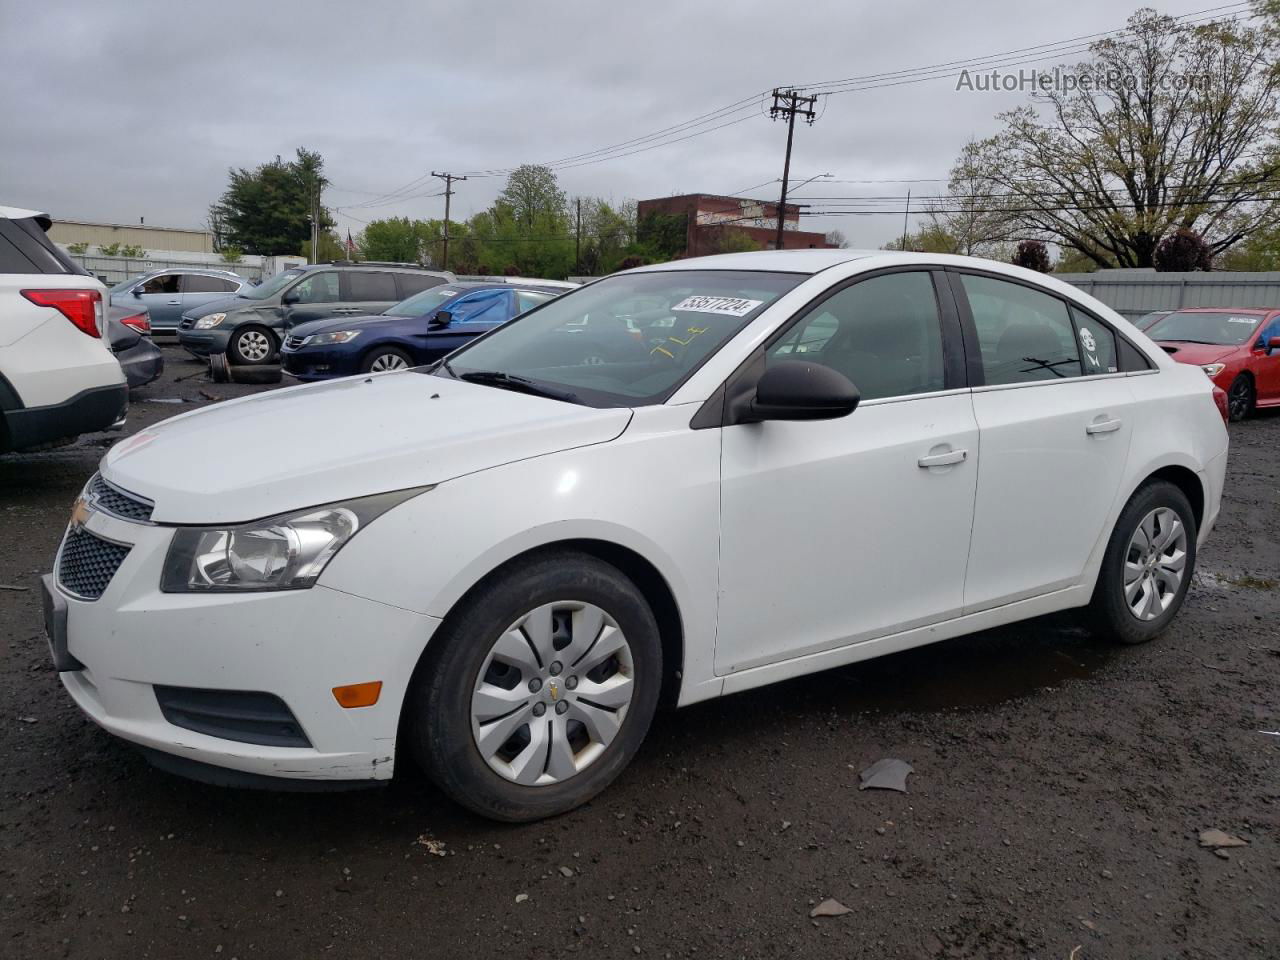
[[1144, 308, 1280, 421]]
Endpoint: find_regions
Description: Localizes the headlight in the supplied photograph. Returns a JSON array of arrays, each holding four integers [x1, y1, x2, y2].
[[194, 313, 226, 329], [307, 330, 362, 345], [1201, 363, 1226, 377], [160, 489, 427, 592]]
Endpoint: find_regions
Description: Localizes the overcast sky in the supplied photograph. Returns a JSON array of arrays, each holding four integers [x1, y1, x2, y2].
[[0, 0, 1237, 249]]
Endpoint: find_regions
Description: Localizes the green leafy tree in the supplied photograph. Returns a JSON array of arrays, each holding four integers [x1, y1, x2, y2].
[[220, 245, 244, 264], [66, 242, 88, 255], [708, 227, 760, 254], [498, 165, 568, 228], [963, 10, 1280, 268], [119, 244, 145, 258], [636, 211, 688, 261], [358, 217, 437, 263], [214, 147, 333, 255], [1217, 221, 1280, 269]]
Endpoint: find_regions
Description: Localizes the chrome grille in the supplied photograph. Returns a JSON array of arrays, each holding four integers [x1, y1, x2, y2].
[[285, 334, 308, 349], [57, 527, 131, 600], [87, 473, 153, 522]]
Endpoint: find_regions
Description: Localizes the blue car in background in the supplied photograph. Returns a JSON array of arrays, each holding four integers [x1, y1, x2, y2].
[[279, 281, 568, 379]]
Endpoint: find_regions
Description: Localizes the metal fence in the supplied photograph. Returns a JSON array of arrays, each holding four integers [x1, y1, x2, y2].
[[70, 255, 263, 287], [1056, 271, 1280, 320]]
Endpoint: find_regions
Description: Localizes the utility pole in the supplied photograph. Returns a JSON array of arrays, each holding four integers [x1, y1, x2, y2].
[[310, 179, 319, 263], [769, 88, 818, 251], [431, 171, 467, 270], [901, 188, 911, 251], [575, 198, 582, 274]]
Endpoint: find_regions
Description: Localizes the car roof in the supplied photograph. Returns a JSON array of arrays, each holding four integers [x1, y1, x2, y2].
[[0, 205, 50, 228], [1167, 307, 1276, 314], [440, 281, 565, 294], [139, 267, 246, 279]]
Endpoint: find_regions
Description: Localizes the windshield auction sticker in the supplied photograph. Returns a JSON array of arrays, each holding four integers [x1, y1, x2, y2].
[[671, 296, 764, 317]]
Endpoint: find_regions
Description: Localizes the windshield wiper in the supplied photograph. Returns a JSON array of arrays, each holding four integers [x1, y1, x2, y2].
[[459, 370, 580, 403]]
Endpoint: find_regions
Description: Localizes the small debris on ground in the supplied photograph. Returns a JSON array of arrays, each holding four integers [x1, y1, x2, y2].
[[858, 758, 914, 792], [414, 834, 447, 856], [1198, 829, 1248, 849], [0, 584, 30, 592], [143, 397, 187, 404], [515, 893, 529, 904], [558, 866, 574, 878], [17, 717, 37, 724], [809, 898, 852, 918]]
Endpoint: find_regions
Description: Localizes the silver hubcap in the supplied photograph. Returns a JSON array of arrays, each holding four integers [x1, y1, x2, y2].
[[1124, 507, 1188, 621], [370, 353, 408, 372], [237, 330, 270, 361], [470, 602, 634, 786]]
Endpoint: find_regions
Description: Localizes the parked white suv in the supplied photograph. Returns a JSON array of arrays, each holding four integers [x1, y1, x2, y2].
[[45, 250, 1227, 821], [1, 206, 127, 452]]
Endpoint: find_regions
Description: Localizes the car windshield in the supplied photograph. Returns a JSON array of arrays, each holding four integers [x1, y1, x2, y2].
[[108, 274, 150, 295], [240, 268, 304, 300], [435, 270, 805, 406], [1146, 310, 1262, 345], [385, 286, 465, 317]]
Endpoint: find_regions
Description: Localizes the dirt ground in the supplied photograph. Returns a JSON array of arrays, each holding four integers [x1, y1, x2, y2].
[[2, 345, 1277, 959]]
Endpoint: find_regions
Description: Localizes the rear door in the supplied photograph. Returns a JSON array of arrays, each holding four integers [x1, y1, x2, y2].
[[952, 270, 1137, 611], [340, 270, 400, 318]]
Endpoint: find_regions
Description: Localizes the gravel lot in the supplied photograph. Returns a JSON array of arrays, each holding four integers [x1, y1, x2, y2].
[[2, 345, 1277, 959]]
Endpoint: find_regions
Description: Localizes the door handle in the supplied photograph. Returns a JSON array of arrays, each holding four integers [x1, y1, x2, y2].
[[918, 448, 968, 468], [1086, 417, 1122, 435], [166, 300, 181, 305]]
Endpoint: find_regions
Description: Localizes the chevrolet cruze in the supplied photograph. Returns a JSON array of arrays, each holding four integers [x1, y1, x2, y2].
[[44, 250, 1228, 822]]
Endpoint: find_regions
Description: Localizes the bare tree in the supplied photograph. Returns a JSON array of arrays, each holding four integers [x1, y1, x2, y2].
[[964, 9, 1280, 268], [922, 141, 1017, 256]]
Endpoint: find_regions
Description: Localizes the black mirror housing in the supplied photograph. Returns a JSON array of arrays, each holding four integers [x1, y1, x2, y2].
[[281, 292, 299, 305], [1268, 335, 1280, 355], [429, 310, 453, 329], [748, 361, 860, 422]]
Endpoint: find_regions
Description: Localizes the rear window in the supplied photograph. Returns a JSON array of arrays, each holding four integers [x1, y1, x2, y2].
[[0, 218, 87, 276]]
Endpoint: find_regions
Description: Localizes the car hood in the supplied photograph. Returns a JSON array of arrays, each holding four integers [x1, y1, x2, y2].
[[289, 314, 397, 337], [101, 372, 633, 523], [1155, 341, 1239, 364]]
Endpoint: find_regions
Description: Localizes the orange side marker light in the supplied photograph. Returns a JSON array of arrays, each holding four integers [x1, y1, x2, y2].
[[332, 681, 383, 708]]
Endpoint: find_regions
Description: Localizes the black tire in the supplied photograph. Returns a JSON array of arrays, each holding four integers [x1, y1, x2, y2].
[[360, 346, 414, 374], [407, 551, 662, 822], [1086, 480, 1197, 645], [228, 325, 276, 366], [1226, 374, 1254, 422], [209, 352, 230, 382]]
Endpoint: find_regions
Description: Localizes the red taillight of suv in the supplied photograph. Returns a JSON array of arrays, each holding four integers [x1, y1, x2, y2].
[[118, 311, 150, 334], [21, 289, 103, 338], [1211, 385, 1230, 424]]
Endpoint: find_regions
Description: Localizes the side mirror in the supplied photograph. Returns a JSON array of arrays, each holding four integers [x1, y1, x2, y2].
[[428, 310, 453, 330], [131, 286, 143, 297], [1268, 336, 1280, 355], [281, 292, 299, 305], [748, 361, 860, 422]]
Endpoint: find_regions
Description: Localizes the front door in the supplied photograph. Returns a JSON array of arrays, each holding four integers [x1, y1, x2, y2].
[[953, 272, 1136, 611], [715, 270, 979, 675], [133, 273, 184, 329], [281, 270, 341, 332], [1252, 314, 1280, 403]]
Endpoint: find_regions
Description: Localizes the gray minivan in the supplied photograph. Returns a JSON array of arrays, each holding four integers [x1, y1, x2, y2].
[[177, 262, 454, 365]]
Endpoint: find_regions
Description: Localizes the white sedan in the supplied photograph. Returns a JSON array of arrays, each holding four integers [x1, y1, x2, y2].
[[45, 250, 1228, 821]]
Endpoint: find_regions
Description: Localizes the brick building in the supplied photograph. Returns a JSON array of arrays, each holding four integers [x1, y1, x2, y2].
[[636, 193, 834, 257]]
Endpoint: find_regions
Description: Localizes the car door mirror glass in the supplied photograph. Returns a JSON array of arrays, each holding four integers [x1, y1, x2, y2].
[[429, 310, 453, 329], [747, 361, 860, 422], [281, 291, 299, 305]]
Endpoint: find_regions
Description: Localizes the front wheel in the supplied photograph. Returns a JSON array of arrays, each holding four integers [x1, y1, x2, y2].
[[1226, 374, 1254, 422], [407, 552, 662, 822], [1086, 480, 1197, 645], [229, 325, 276, 366], [360, 346, 413, 373]]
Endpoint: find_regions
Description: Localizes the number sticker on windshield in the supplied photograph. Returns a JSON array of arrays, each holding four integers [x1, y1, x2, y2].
[[670, 296, 764, 317], [1228, 316, 1259, 324]]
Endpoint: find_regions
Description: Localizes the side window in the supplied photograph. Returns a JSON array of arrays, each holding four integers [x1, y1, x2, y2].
[[140, 274, 180, 295], [453, 290, 509, 323], [182, 274, 239, 293], [289, 271, 339, 304], [766, 271, 946, 401], [396, 273, 445, 298], [516, 290, 555, 313], [960, 274, 1082, 384], [1069, 306, 1118, 375], [346, 271, 398, 302]]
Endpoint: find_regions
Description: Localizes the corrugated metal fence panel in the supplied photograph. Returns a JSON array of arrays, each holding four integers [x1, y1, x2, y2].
[[71, 255, 263, 287], [1056, 272, 1280, 319]]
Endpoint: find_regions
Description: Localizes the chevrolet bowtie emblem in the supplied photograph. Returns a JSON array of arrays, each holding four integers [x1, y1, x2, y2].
[[69, 497, 91, 532]]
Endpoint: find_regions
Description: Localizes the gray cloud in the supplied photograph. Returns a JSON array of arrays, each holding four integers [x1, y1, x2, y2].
[[0, 0, 1212, 249]]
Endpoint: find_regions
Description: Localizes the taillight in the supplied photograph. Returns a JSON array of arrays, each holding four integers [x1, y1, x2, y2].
[[22, 289, 103, 338], [120, 312, 150, 334], [1211, 385, 1229, 424]]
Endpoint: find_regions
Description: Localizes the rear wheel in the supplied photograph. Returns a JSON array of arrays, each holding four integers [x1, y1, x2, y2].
[[407, 551, 662, 822], [229, 325, 275, 366], [360, 346, 413, 373], [1086, 480, 1197, 645], [1226, 374, 1254, 422]]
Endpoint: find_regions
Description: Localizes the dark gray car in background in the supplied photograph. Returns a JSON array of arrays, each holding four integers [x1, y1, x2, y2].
[[108, 268, 252, 336], [177, 262, 454, 365]]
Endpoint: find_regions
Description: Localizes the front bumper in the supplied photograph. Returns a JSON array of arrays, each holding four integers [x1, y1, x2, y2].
[[176, 327, 228, 358], [49, 506, 440, 784], [279, 345, 361, 380]]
